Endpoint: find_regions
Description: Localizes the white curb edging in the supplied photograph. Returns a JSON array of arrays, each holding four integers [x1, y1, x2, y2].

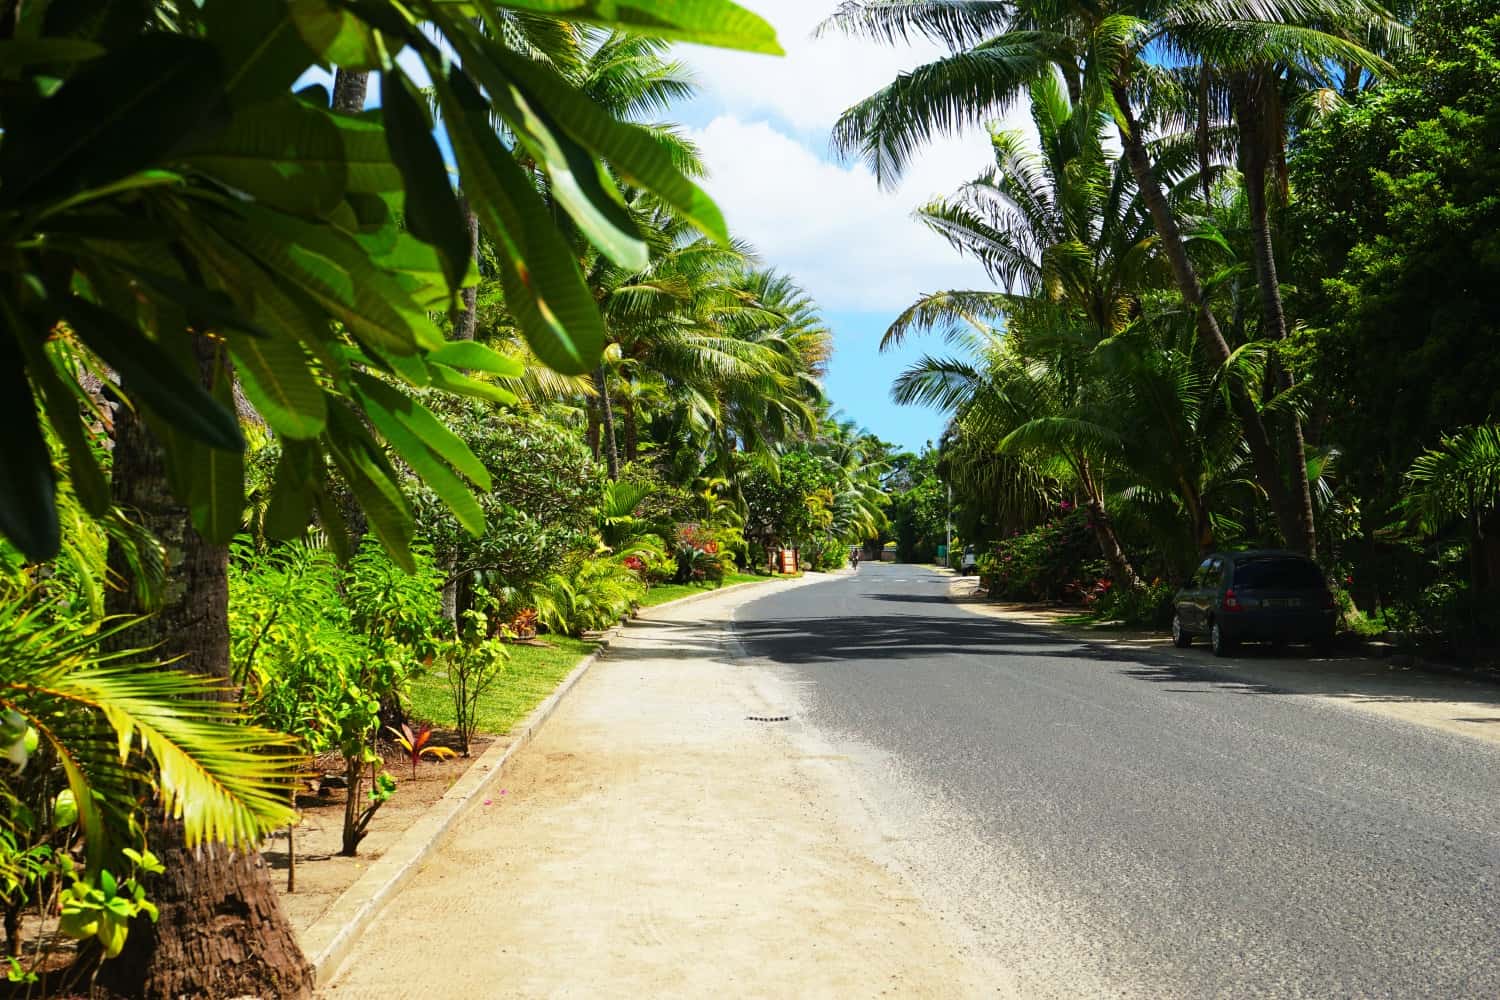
[[303, 574, 795, 987], [303, 631, 612, 986]]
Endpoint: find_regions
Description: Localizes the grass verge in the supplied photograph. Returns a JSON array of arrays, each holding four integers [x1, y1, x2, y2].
[[407, 634, 601, 736], [637, 572, 768, 609]]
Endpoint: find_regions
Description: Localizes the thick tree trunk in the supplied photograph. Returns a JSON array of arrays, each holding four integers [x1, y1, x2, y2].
[[1236, 86, 1318, 557], [331, 68, 369, 114], [1112, 83, 1303, 551], [595, 364, 620, 480], [98, 345, 313, 999]]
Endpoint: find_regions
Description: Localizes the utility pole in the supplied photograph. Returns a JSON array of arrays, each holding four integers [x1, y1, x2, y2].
[[946, 482, 953, 569]]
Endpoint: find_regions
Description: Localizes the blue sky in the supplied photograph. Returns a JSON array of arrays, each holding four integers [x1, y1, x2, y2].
[[665, 2, 1030, 452]]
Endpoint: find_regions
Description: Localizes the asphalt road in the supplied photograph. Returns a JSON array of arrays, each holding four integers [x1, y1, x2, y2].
[[732, 563, 1500, 999]]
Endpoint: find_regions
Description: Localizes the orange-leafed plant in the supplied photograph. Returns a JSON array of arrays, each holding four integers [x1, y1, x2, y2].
[[388, 723, 457, 779], [509, 608, 539, 640]]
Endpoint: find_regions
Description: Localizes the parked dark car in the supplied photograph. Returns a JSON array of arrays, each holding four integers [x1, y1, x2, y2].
[[1172, 550, 1336, 657]]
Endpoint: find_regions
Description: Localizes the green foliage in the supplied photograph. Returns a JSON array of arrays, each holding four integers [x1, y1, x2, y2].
[[885, 451, 947, 563], [412, 402, 598, 597], [1291, 0, 1500, 524], [0, 593, 301, 876], [978, 509, 1100, 603], [228, 540, 370, 758], [57, 849, 163, 960], [0, 0, 782, 566], [438, 611, 510, 756], [1093, 580, 1176, 628], [346, 542, 447, 654], [227, 538, 447, 854], [530, 555, 646, 637]]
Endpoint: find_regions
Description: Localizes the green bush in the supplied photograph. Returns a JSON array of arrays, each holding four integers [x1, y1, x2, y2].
[[1093, 580, 1176, 627], [979, 510, 1098, 602], [803, 534, 849, 572], [532, 555, 646, 636]]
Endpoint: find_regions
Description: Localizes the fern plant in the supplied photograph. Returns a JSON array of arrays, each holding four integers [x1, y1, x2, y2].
[[531, 555, 646, 637]]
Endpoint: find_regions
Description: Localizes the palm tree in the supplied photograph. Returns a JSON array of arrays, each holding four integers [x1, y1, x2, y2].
[[882, 75, 1159, 587], [1404, 425, 1500, 597], [826, 0, 1396, 555], [1171, 8, 1403, 558]]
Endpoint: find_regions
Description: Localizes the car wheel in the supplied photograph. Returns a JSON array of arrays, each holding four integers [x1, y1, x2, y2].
[[1210, 621, 1235, 657], [1171, 614, 1192, 648]]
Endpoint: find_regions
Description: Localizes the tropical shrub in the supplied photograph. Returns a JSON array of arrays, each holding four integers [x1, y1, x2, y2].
[[226, 540, 408, 857], [674, 543, 727, 584], [803, 534, 849, 572], [438, 622, 509, 757], [1092, 580, 1176, 628], [979, 510, 1100, 602], [411, 404, 599, 621], [532, 556, 646, 636]]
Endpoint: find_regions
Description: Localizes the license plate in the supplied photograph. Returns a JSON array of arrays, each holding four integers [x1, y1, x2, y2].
[[1264, 598, 1303, 608]]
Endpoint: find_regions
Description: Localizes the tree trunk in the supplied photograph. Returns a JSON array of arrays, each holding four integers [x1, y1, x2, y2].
[[440, 551, 460, 623], [1085, 499, 1143, 592], [340, 754, 365, 857], [454, 194, 480, 342], [1236, 84, 1318, 558], [595, 364, 620, 480], [1077, 463, 1142, 591], [1112, 82, 1304, 551], [97, 345, 313, 999], [622, 391, 638, 464], [332, 68, 369, 114]]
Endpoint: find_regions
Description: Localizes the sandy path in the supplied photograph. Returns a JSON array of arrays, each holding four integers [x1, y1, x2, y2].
[[323, 581, 992, 999]]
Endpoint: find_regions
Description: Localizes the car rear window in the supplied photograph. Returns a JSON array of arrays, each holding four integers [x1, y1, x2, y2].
[[1232, 558, 1325, 589]]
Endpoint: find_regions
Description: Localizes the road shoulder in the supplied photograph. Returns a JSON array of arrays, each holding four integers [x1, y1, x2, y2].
[[947, 576, 1500, 748], [324, 576, 990, 999]]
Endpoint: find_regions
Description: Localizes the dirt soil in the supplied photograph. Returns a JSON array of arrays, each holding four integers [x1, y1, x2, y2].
[[268, 736, 497, 934], [323, 578, 991, 999], [948, 576, 1500, 748]]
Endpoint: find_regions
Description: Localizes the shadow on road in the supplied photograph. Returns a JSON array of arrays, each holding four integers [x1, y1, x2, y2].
[[732, 611, 1500, 713], [733, 613, 1084, 665]]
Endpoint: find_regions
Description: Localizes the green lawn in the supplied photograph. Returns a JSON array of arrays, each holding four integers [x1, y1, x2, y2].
[[408, 575, 774, 736], [406, 635, 600, 736], [636, 572, 767, 608]]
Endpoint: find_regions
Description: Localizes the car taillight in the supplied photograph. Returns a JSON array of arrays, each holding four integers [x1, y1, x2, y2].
[[1222, 589, 1243, 612]]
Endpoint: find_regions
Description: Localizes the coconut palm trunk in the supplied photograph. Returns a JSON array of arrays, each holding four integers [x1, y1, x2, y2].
[[1234, 78, 1317, 556], [595, 363, 621, 479], [1078, 462, 1143, 592], [1111, 82, 1305, 551], [622, 391, 639, 464], [97, 345, 313, 998], [454, 192, 480, 342]]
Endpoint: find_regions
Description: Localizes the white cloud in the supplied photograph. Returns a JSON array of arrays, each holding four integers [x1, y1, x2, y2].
[[680, 0, 967, 137], [674, 3, 1035, 315], [688, 115, 996, 313]]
